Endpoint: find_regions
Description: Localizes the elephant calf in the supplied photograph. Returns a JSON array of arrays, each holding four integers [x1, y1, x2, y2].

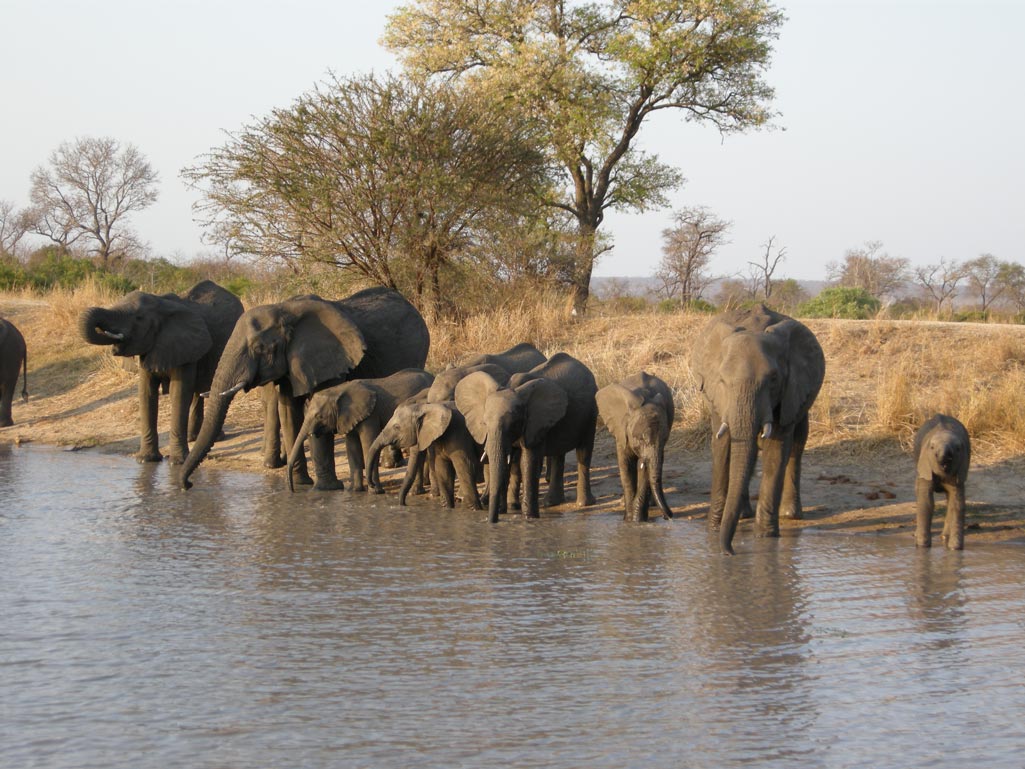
[[914, 413, 970, 550], [596, 372, 674, 522], [287, 369, 434, 492], [368, 400, 483, 510]]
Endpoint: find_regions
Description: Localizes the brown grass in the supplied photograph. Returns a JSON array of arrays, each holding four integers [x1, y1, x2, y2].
[[4, 289, 1025, 463]]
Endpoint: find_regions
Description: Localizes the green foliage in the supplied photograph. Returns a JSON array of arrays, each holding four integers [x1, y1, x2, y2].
[[656, 298, 681, 313], [684, 299, 717, 314], [798, 287, 881, 319], [0, 257, 27, 290]]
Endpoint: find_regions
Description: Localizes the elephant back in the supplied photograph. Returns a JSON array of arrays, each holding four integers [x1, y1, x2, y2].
[[332, 288, 430, 379]]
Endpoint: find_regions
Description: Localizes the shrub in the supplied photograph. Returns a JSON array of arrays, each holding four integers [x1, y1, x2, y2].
[[798, 286, 881, 319]]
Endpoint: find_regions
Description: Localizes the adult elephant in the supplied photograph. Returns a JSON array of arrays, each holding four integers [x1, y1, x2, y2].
[[180, 287, 429, 490], [0, 318, 28, 427], [78, 281, 243, 463], [596, 371, 674, 522], [285, 368, 434, 492], [455, 353, 597, 523], [690, 304, 825, 555]]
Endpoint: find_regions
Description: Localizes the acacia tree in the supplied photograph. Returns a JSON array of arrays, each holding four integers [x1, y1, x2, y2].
[[962, 253, 1007, 312], [914, 258, 965, 316], [384, 0, 784, 314], [28, 137, 158, 264], [0, 200, 31, 257], [654, 206, 728, 303], [826, 240, 908, 301], [184, 73, 549, 317]]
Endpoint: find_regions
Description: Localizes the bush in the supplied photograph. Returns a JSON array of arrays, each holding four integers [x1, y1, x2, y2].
[[683, 298, 717, 314], [798, 287, 881, 319]]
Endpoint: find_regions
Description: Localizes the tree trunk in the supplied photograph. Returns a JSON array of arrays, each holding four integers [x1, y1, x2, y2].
[[570, 221, 598, 317]]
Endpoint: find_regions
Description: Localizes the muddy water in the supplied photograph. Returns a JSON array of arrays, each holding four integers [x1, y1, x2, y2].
[[2, 443, 1023, 768]]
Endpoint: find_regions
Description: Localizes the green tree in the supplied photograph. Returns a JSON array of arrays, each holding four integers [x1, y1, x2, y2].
[[28, 137, 158, 265], [798, 286, 881, 320], [384, 0, 784, 314], [185, 73, 549, 317]]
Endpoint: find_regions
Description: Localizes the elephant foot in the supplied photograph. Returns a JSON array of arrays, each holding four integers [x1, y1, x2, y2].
[[0, 418, 14, 428], [372, 484, 386, 495], [135, 450, 163, 463], [167, 453, 186, 466], [349, 480, 366, 493], [578, 492, 597, 507], [264, 455, 286, 469], [313, 479, 345, 491], [545, 490, 566, 507], [779, 508, 803, 521], [291, 471, 314, 486]]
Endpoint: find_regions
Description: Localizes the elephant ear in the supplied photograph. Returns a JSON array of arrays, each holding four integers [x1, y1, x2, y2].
[[519, 377, 568, 447], [286, 300, 366, 397], [769, 319, 825, 427], [416, 403, 453, 452], [455, 370, 501, 445], [596, 383, 642, 444], [143, 301, 212, 372], [335, 382, 377, 436], [688, 315, 737, 395]]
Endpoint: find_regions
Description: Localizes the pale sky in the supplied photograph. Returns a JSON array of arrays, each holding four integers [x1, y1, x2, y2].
[[2, 0, 1022, 281]]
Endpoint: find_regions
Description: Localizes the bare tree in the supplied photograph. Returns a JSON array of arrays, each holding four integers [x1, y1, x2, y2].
[[654, 207, 729, 304], [996, 262, 1025, 314], [914, 258, 966, 316], [0, 200, 31, 257], [827, 240, 909, 300], [747, 235, 787, 300], [962, 253, 1007, 312], [28, 137, 159, 265]]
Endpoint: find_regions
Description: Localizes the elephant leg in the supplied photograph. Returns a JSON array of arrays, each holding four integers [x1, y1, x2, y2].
[[136, 373, 162, 463], [754, 431, 793, 538], [616, 444, 638, 516], [452, 452, 483, 510], [309, 432, 342, 491], [282, 394, 313, 486], [779, 414, 809, 520], [436, 459, 456, 508], [521, 448, 543, 518], [188, 393, 204, 442], [262, 384, 285, 468], [915, 477, 935, 548], [508, 447, 522, 511], [344, 432, 365, 491], [575, 445, 596, 507], [709, 415, 730, 530], [166, 365, 196, 464], [943, 483, 965, 550], [545, 452, 567, 506]]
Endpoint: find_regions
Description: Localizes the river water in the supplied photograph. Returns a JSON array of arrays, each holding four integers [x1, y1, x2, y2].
[[2, 443, 1023, 768]]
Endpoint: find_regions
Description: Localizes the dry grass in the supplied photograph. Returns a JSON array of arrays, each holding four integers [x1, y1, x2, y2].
[[5, 289, 1025, 464]]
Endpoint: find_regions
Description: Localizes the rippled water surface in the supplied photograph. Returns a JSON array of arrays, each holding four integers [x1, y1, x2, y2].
[[2, 444, 1024, 768]]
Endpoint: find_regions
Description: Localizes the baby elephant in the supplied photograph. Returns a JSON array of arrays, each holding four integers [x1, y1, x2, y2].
[[368, 400, 483, 510], [596, 371, 674, 522], [913, 413, 970, 550]]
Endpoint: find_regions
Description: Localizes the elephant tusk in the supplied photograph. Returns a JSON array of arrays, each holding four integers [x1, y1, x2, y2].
[[761, 422, 773, 440], [100, 329, 125, 340], [716, 422, 728, 440], [199, 391, 210, 399], [219, 382, 246, 397]]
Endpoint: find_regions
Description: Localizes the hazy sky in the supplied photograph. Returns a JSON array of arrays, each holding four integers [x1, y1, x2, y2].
[[2, 0, 1022, 281]]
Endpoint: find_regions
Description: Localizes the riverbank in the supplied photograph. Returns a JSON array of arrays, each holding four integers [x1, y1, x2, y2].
[[3, 288, 1024, 545]]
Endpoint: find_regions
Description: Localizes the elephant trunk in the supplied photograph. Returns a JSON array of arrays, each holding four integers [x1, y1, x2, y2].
[[486, 434, 511, 524], [286, 418, 315, 493], [366, 432, 390, 493], [179, 335, 253, 490], [79, 306, 126, 346], [646, 448, 673, 520], [720, 437, 758, 555]]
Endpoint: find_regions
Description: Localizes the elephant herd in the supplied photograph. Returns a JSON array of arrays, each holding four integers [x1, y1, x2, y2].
[[0, 280, 972, 554]]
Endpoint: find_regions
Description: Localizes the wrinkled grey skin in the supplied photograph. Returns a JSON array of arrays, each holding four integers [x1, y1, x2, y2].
[[180, 287, 429, 490], [690, 305, 825, 555], [596, 371, 674, 522], [286, 369, 433, 492], [914, 413, 970, 550], [367, 400, 483, 510], [456, 352, 598, 523], [0, 318, 28, 427], [457, 342, 546, 375], [427, 362, 510, 403], [260, 288, 431, 473], [79, 281, 243, 463]]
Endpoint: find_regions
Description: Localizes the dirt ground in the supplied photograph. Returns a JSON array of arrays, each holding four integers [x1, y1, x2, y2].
[[2, 293, 1024, 546]]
